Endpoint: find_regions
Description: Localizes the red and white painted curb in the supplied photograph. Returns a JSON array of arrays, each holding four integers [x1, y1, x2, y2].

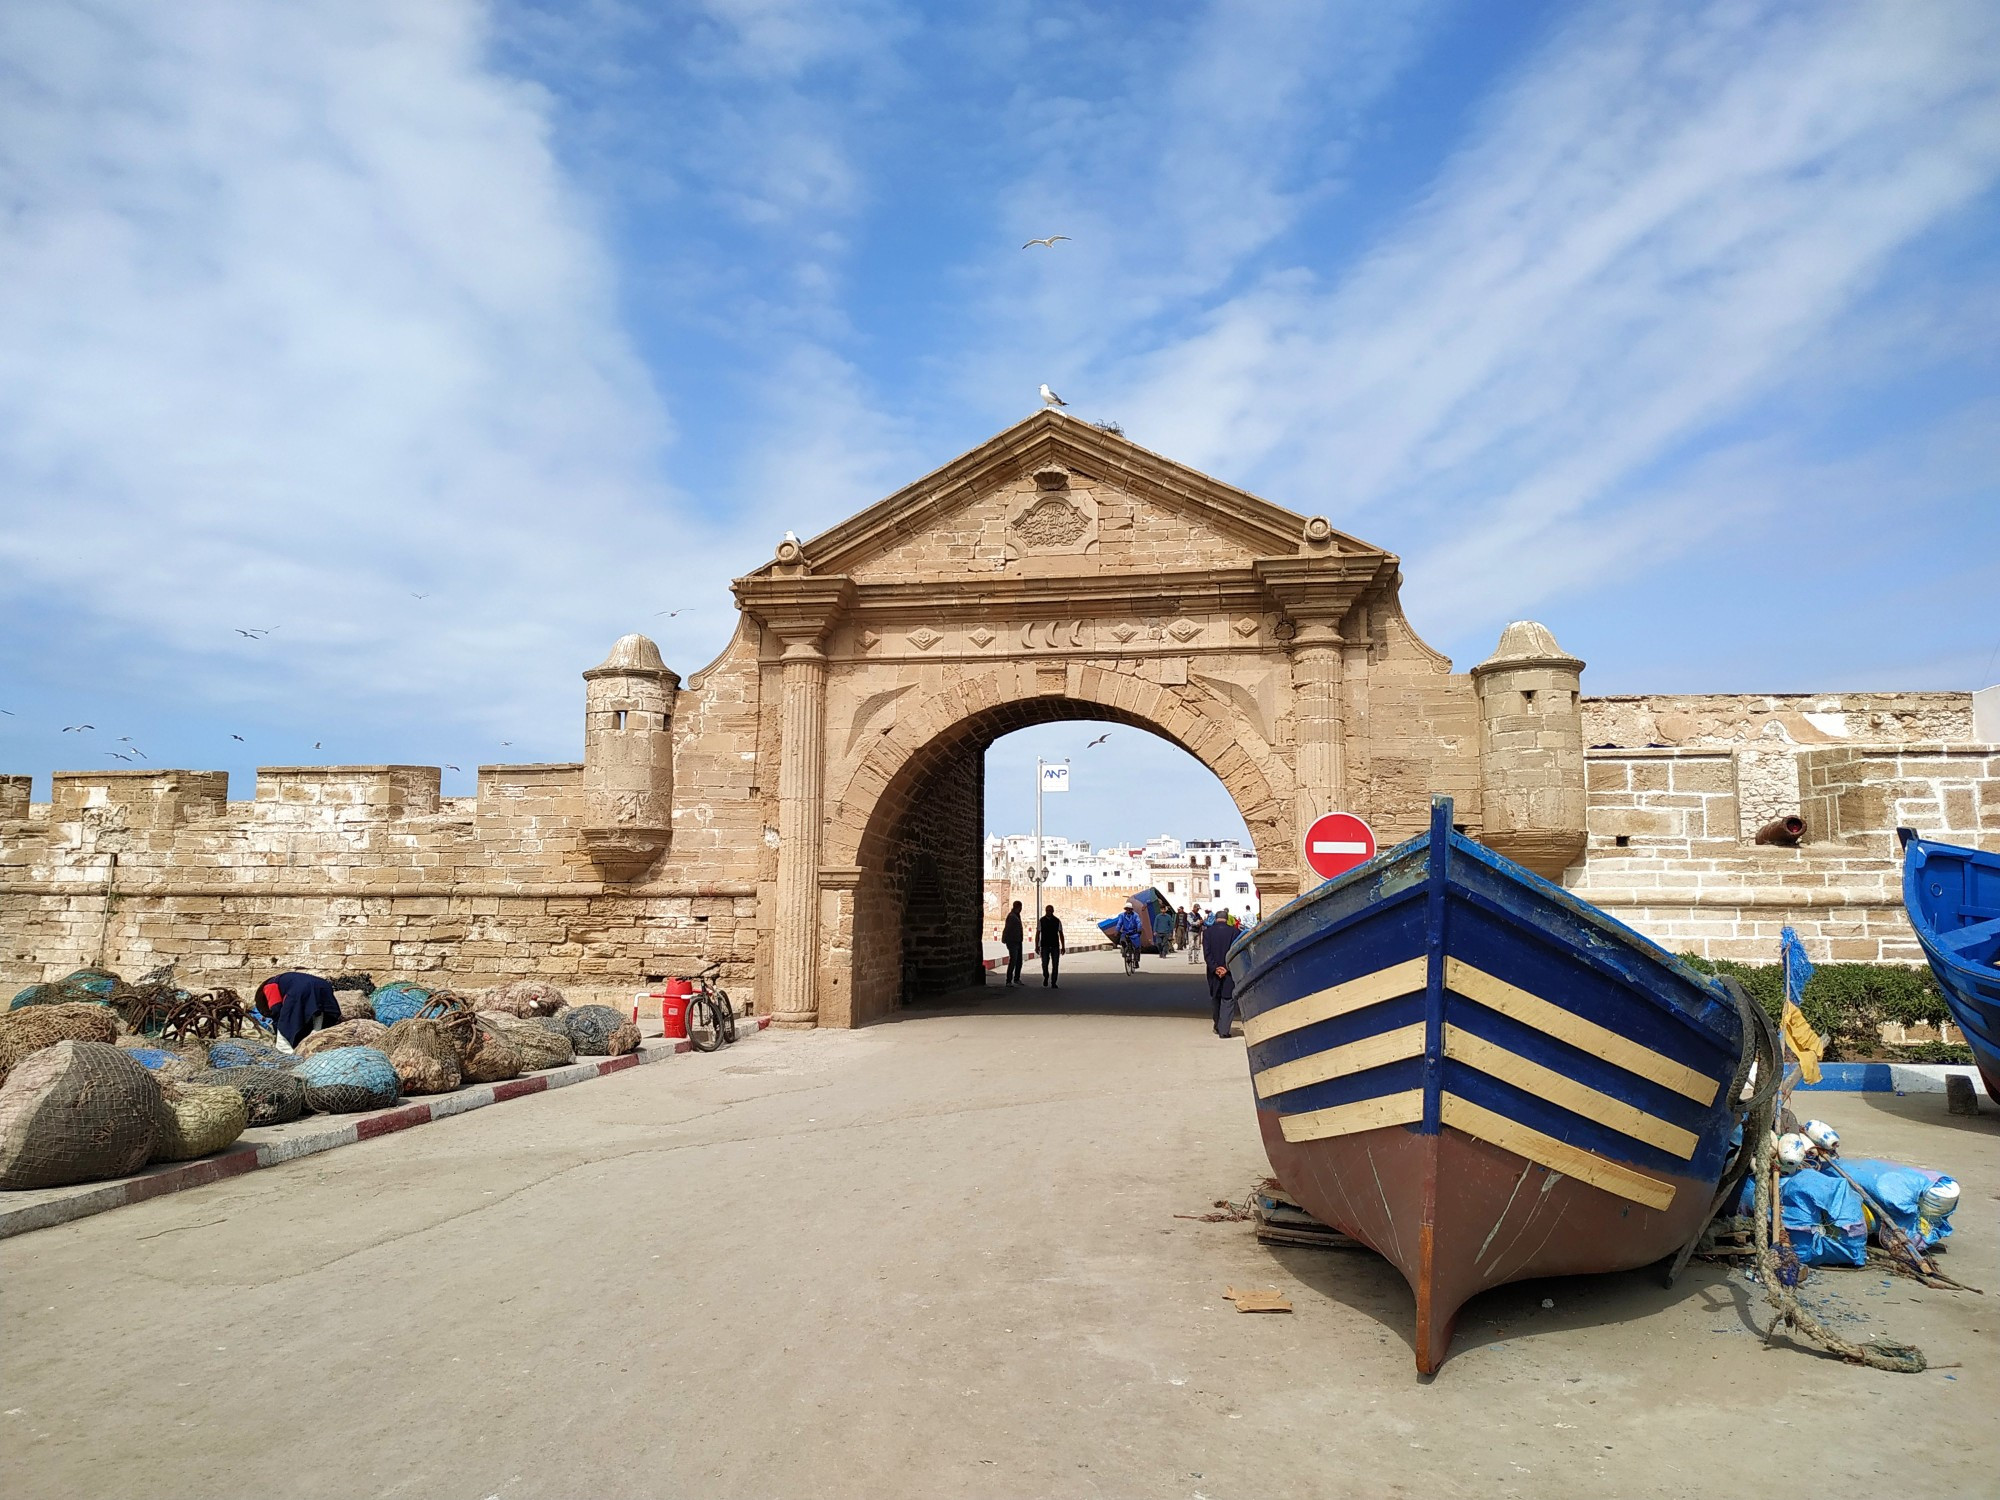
[[0, 1014, 772, 1240]]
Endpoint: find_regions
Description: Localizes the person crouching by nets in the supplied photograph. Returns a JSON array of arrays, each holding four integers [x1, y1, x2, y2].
[[255, 971, 343, 1049]]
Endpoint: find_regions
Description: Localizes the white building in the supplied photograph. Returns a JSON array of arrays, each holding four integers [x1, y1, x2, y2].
[[984, 833, 1262, 921]]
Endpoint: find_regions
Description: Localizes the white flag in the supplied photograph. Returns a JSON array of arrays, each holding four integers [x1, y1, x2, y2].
[[1040, 763, 1070, 793]]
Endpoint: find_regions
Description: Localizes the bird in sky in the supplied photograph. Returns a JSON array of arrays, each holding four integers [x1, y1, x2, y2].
[[1039, 384, 1067, 408], [313, 741, 322, 749], [411, 592, 429, 600], [234, 627, 271, 638], [231, 734, 245, 742], [1087, 733, 1110, 748], [62, 724, 93, 732], [654, 608, 686, 617], [106, 751, 133, 762], [1, 707, 15, 715], [445, 763, 461, 772], [501, 741, 513, 747], [1022, 236, 1070, 249]]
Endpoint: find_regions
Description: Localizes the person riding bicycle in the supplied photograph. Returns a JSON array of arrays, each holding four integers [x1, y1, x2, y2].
[[1112, 900, 1144, 967]]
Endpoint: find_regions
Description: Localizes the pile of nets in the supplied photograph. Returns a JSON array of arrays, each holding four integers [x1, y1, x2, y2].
[[190, 1066, 308, 1127], [121, 1046, 198, 1084], [0, 1003, 122, 1086], [207, 1038, 296, 1072], [477, 980, 567, 1018], [9, 968, 122, 1011], [296, 1019, 388, 1059], [151, 1083, 249, 1162], [0, 1040, 164, 1189], [367, 983, 432, 1026], [291, 1047, 399, 1113], [555, 1005, 641, 1057], [486, 1014, 575, 1070]]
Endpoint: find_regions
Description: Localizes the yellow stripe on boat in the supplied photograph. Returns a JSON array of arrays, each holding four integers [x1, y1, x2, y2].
[[1442, 1026, 1698, 1159], [1439, 1093, 1677, 1211], [1243, 957, 1429, 1047], [1278, 1088, 1425, 1144], [1252, 1023, 1426, 1099], [1443, 958, 1719, 1105]]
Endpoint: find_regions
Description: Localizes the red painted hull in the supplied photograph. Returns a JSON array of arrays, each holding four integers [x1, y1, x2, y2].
[[1256, 1104, 1714, 1373]]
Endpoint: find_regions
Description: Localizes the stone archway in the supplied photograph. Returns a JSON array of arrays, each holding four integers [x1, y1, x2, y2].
[[817, 669, 1293, 1026]]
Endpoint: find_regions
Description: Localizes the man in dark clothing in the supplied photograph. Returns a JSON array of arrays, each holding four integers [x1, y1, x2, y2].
[[1202, 914, 1238, 1038], [1037, 904, 1065, 987], [255, 970, 342, 1048], [1001, 900, 1025, 986]]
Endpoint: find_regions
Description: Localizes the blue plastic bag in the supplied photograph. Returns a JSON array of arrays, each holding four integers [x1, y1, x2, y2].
[[1842, 1158, 1957, 1250]]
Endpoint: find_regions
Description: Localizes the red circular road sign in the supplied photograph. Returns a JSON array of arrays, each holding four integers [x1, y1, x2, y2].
[[1305, 812, 1377, 881]]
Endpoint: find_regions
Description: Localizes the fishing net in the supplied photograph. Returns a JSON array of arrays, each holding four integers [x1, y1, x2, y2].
[[412, 993, 522, 1085], [367, 983, 432, 1026], [0, 1040, 165, 1190], [122, 1046, 198, 1084], [477, 980, 568, 1018], [0, 1003, 123, 1086], [9, 968, 122, 1011], [206, 1038, 296, 1072], [485, 1015, 575, 1071], [291, 1047, 399, 1114], [190, 1066, 308, 1127], [296, 1019, 388, 1059], [556, 1005, 640, 1057], [327, 974, 376, 1020], [150, 1083, 249, 1162], [380, 1019, 461, 1095]]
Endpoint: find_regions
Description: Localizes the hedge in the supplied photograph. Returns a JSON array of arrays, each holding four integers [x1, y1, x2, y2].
[[1678, 955, 1956, 1061]]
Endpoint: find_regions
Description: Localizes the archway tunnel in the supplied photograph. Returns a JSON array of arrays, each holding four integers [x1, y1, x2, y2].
[[843, 698, 1269, 1025]]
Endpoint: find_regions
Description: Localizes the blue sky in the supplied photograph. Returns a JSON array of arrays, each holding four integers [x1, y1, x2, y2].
[[2, 1, 1996, 849]]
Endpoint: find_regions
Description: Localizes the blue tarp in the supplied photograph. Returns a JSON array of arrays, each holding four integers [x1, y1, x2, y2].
[[1736, 1166, 1868, 1267], [1842, 1158, 1958, 1249]]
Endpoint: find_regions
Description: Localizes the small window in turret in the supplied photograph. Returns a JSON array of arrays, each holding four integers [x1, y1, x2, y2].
[[615, 710, 628, 730], [1521, 690, 1537, 710]]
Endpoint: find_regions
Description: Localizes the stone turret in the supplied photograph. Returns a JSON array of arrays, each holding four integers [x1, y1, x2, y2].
[[1472, 621, 1586, 880], [581, 633, 680, 881]]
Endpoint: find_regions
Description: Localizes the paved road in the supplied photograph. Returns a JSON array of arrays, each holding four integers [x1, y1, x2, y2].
[[3, 957, 1994, 1499]]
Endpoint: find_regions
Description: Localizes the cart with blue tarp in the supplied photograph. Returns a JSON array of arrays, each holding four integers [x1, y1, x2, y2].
[[1098, 887, 1177, 956]]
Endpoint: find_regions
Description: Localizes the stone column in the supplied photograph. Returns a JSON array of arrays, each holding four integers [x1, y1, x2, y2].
[[1290, 618, 1345, 854], [771, 639, 828, 1027]]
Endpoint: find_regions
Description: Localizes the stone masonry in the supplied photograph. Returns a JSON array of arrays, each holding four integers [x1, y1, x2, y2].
[[3, 412, 1995, 1017]]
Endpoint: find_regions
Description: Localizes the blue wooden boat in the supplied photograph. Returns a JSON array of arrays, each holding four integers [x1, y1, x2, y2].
[[1227, 797, 1755, 1373], [1897, 827, 2000, 1103]]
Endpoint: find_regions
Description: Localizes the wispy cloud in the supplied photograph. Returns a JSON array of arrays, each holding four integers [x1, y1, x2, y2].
[[1110, 0, 2000, 637]]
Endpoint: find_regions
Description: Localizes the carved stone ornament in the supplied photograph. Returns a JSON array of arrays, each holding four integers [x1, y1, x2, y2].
[[1110, 623, 1139, 644], [1167, 617, 1201, 643], [1234, 616, 1260, 638], [859, 629, 880, 650], [969, 627, 996, 649], [1032, 464, 1071, 491], [907, 626, 943, 651], [1012, 495, 1090, 549]]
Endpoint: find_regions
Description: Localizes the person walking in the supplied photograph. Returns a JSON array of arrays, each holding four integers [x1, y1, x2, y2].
[[1001, 900, 1025, 986], [1175, 906, 1189, 952], [1202, 910, 1238, 1037], [1037, 904, 1066, 987], [1187, 905, 1206, 964]]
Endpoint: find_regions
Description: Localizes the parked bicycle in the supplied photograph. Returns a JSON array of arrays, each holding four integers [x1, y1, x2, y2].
[[682, 961, 738, 1053]]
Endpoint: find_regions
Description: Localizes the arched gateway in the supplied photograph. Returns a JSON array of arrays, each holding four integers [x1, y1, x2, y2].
[[583, 410, 1589, 1027]]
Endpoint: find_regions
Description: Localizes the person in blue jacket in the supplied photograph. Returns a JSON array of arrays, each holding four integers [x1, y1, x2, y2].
[[1112, 901, 1143, 964], [254, 971, 342, 1048]]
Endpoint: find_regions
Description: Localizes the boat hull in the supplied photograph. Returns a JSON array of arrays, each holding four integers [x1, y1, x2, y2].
[[1898, 829, 2000, 1101], [1230, 797, 1747, 1372]]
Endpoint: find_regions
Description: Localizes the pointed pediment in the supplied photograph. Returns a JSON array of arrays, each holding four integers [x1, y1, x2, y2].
[[743, 410, 1388, 584]]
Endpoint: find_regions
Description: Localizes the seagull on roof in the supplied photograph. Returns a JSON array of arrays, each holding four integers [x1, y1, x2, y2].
[[1022, 235, 1070, 249], [1039, 384, 1067, 408]]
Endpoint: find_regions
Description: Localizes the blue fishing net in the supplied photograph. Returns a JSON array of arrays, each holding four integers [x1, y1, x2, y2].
[[127, 1048, 182, 1072], [367, 983, 432, 1025], [291, 1046, 399, 1113]]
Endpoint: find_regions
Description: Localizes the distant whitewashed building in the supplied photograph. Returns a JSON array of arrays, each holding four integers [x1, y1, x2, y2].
[[983, 833, 1262, 921]]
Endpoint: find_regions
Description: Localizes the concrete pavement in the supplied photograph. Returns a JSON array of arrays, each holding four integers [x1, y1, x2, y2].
[[2, 950, 1994, 1499]]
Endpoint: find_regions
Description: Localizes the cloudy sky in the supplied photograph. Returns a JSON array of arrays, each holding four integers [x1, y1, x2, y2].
[[2, 1, 1996, 849]]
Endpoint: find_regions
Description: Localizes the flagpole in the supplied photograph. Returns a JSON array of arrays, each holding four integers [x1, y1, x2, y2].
[[1033, 757, 1045, 926]]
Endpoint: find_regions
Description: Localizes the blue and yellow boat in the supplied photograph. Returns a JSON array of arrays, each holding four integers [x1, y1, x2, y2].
[[1897, 826, 2000, 1105], [1228, 797, 1755, 1372]]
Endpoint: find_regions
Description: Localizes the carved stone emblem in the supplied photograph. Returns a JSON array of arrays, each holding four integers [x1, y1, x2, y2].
[[1167, 617, 1201, 643], [1233, 617, 1260, 638], [907, 627, 942, 651], [1110, 623, 1139, 644], [859, 630, 880, 650], [969, 627, 995, 649], [1012, 495, 1090, 549]]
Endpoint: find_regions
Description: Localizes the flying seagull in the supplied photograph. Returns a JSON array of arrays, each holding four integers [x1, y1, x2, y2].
[[314, 741, 322, 749], [1039, 384, 1067, 408], [0, 707, 13, 715], [445, 763, 461, 772], [1022, 235, 1070, 249], [653, 608, 686, 618], [106, 752, 133, 762], [62, 724, 94, 732], [231, 734, 246, 742], [1087, 733, 1110, 748], [234, 627, 270, 638], [411, 592, 429, 600]]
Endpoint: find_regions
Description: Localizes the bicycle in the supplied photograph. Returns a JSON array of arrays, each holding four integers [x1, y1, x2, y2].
[[1119, 935, 1141, 975], [682, 961, 738, 1053]]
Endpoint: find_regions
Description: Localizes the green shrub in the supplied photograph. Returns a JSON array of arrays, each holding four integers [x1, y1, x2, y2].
[[1890, 1041, 1976, 1064], [1679, 955, 1950, 1061]]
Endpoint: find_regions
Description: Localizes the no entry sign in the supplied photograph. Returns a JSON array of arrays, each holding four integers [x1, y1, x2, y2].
[[1305, 812, 1377, 882]]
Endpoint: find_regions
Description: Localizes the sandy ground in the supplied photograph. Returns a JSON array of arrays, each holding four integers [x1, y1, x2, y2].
[[1, 950, 1994, 1499]]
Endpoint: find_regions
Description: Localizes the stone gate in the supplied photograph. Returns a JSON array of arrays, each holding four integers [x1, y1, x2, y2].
[[4, 411, 1993, 1017]]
